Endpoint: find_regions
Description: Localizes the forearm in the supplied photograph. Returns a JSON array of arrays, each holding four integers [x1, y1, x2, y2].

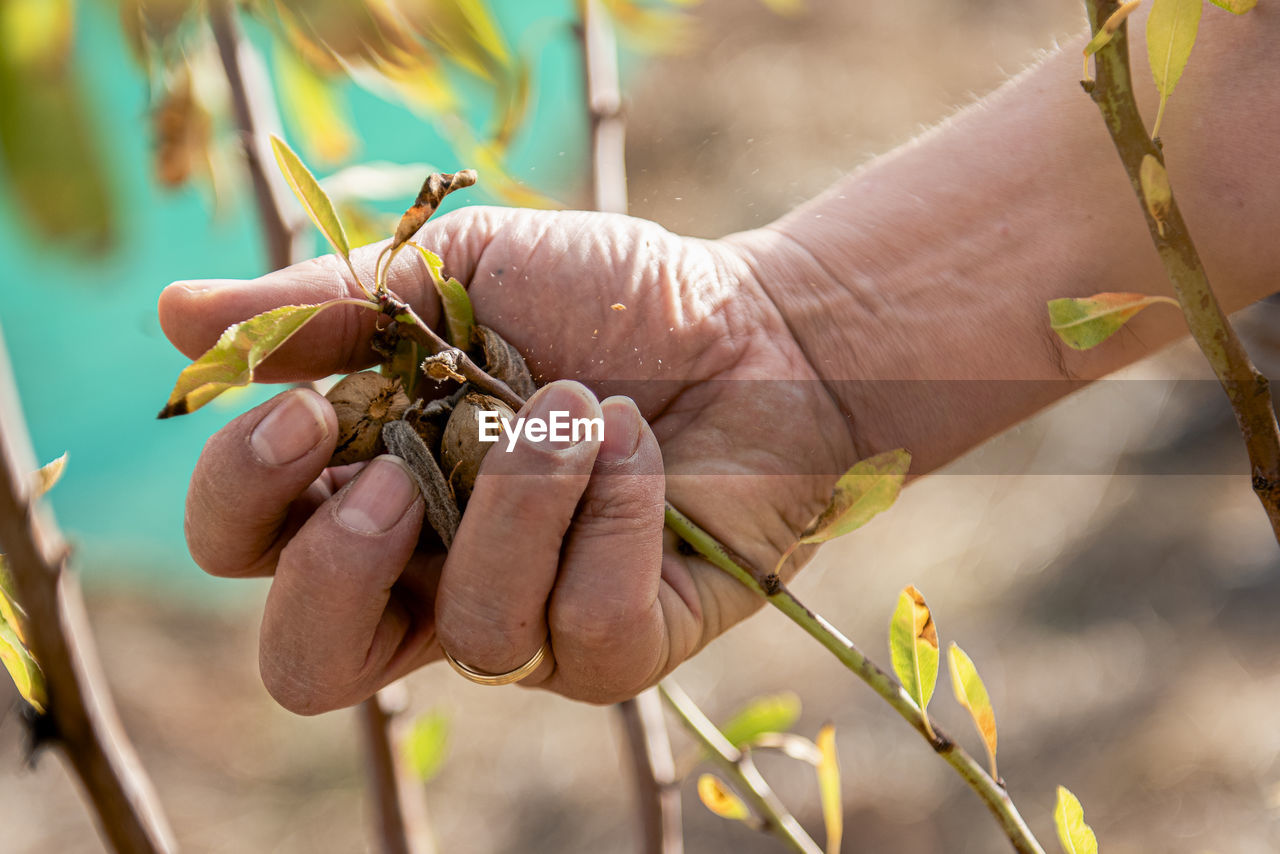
[[726, 9, 1280, 474]]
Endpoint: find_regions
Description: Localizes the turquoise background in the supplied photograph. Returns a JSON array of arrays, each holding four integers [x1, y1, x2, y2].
[[0, 2, 594, 593]]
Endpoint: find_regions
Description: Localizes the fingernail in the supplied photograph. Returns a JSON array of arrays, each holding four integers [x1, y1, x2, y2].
[[337, 456, 419, 534], [250, 390, 330, 466], [523, 381, 600, 453], [598, 397, 642, 462]]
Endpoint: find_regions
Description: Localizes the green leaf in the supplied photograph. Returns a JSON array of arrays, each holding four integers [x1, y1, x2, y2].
[[274, 42, 356, 167], [775, 448, 910, 576], [815, 723, 842, 854], [0, 0, 115, 253], [889, 585, 939, 738], [0, 615, 45, 714], [800, 449, 910, 544], [1082, 0, 1141, 57], [1147, 0, 1202, 138], [1048, 292, 1178, 350], [0, 555, 25, 645], [32, 453, 67, 497], [1209, 0, 1257, 13], [948, 643, 998, 779], [157, 301, 350, 418], [719, 691, 802, 748], [1054, 786, 1099, 854], [697, 774, 751, 822], [409, 243, 475, 350], [402, 709, 450, 783], [269, 134, 352, 265]]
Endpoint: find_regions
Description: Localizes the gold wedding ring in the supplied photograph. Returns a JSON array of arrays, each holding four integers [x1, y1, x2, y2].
[[441, 639, 551, 686]]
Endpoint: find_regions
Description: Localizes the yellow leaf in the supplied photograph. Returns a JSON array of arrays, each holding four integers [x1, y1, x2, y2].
[[32, 453, 67, 497], [157, 302, 348, 418], [0, 0, 114, 253], [407, 243, 475, 350], [1147, 0, 1202, 138], [1082, 0, 1142, 65], [0, 616, 45, 714], [948, 643, 998, 779], [274, 42, 357, 166], [1048, 292, 1178, 350], [1209, 0, 1257, 13], [1139, 154, 1172, 235], [759, 0, 805, 15], [889, 585, 939, 738], [269, 134, 354, 268], [815, 724, 842, 854], [697, 774, 751, 822], [402, 710, 450, 783], [800, 448, 910, 544], [1054, 786, 1099, 854], [0, 555, 26, 645], [775, 448, 910, 576]]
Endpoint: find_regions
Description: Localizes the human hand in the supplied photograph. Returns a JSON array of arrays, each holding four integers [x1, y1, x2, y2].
[[159, 206, 854, 713]]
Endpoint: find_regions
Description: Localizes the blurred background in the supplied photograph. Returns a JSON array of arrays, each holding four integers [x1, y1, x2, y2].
[[3, 0, 1280, 852]]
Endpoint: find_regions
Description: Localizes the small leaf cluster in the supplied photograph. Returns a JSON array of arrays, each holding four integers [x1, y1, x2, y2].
[[1061, 0, 1257, 351], [693, 692, 843, 854], [0, 454, 66, 714]]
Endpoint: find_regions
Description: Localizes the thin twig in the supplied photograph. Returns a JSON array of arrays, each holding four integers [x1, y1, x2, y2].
[[0, 330, 176, 854], [209, 0, 299, 270], [578, 2, 682, 851], [658, 681, 821, 854], [617, 691, 684, 854], [357, 689, 437, 854], [1083, 0, 1280, 540], [581, 0, 628, 215], [662, 504, 1047, 854]]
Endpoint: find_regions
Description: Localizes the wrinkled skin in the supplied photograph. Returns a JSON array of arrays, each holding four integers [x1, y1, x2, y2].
[[159, 206, 853, 714]]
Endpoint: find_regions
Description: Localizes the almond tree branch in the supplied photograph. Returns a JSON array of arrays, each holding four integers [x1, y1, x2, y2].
[[0, 329, 176, 854], [657, 680, 820, 854], [577, 2, 682, 851], [662, 503, 1046, 854], [1083, 0, 1280, 539], [357, 688, 437, 854], [210, 5, 432, 852], [209, 0, 300, 270]]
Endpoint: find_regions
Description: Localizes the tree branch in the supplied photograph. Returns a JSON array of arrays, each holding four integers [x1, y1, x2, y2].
[[581, 0, 627, 215], [0, 329, 176, 854], [357, 688, 436, 854], [658, 680, 820, 854], [662, 504, 1047, 854], [1083, 0, 1280, 539], [577, 3, 681, 851], [209, 0, 300, 271]]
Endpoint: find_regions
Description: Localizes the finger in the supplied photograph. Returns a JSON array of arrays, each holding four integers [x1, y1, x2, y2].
[[156, 207, 517, 383], [186, 388, 337, 578], [543, 396, 671, 703], [434, 381, 602, 681], [260, 455, 427, 715]]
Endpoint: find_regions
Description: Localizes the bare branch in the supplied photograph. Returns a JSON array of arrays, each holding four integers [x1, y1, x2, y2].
[[0, 329, 176, 854], [209, 0, 300, 270], [658, 680, 820, 854], [357, 688, 436, 854]]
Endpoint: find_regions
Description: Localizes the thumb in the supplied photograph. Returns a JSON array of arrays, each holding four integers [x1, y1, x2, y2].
[[156, 205, 520, 383]]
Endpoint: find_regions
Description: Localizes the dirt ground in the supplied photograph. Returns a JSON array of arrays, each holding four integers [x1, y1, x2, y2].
[[5, 0, 1280, 852]]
